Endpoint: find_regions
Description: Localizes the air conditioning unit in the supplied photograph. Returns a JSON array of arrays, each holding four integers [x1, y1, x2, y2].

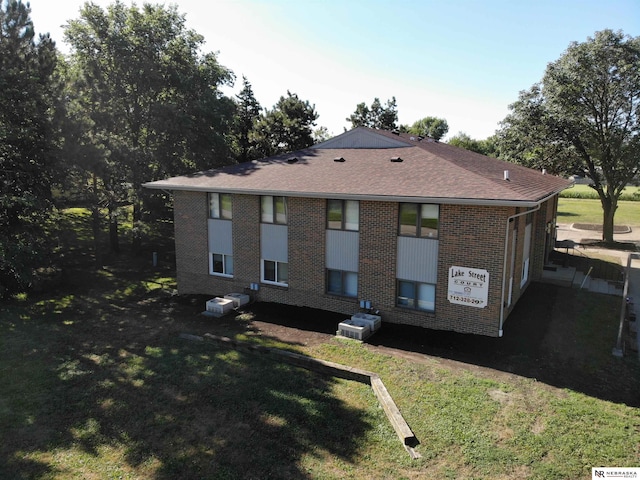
[[351, 312, 382, 332], [338, 318, 371, 341], [224, 292, 250, 308], [205, 297, 234, 316]]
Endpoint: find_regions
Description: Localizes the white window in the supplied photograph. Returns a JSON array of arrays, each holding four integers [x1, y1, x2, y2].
[[262, 260, 288, 285], [261, 196, 287, 224], [327, 199, 359, 231], [327, 269, 358, 297], [208, 193, 232, 219], [397, 280, 435, 312], [209, 253, 233, 277]]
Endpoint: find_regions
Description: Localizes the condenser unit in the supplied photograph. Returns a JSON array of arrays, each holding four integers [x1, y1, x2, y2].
[[337, 318, 371, 341], [351, 312, 382, 332], [205, 297, 234, 316], [224, 292, 250, 308]]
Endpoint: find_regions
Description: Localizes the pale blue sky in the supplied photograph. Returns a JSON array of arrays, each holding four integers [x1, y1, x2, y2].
[[29, 0, 640, 140]]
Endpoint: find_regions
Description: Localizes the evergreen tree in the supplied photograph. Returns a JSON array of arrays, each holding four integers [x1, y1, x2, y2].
[[347, 97, 398, 130], [233, 76, 262, 162], [253, 91, 318, 156], [0, 0, 58, 297]]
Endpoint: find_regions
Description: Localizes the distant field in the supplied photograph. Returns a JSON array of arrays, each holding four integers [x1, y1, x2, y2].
[[557, 198, 640, 226], [560, 184, 640, 200]]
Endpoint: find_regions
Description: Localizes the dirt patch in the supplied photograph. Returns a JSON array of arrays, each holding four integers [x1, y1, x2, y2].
[[190, 283, 639, 407]]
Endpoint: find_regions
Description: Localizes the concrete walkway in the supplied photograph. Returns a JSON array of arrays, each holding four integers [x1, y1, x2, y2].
[[555, 223, 639, 358], [621, 254, 640, 358]]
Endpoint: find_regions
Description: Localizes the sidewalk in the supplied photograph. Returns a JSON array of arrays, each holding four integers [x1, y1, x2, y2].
[[555, 223, 640, 358], [623, 255, 640, 358], [543, 224, 633, 294]]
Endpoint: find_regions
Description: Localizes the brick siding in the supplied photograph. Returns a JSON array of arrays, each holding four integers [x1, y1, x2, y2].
[[171, 191, 559, 337]]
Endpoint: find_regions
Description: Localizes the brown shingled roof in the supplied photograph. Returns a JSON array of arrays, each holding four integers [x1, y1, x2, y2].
[[143, 127, 572, 206]]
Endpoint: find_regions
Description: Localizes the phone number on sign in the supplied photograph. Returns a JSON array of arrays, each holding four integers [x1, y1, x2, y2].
[[448, 295, 484, 305]]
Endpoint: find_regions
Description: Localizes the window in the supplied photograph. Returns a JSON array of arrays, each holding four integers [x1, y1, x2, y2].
[[327, 199, 359, 231], [208, 193, 232, 219], [327, 269, 358, 297], [263, 260, 288, 285], [399, 203, 438, 238], [397, 280, 435, 312], [261, 196, 287, 224], [210, 253, 233, 277]]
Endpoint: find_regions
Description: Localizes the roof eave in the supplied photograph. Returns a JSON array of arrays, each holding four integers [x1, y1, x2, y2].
[[143, 182, 569, 208]]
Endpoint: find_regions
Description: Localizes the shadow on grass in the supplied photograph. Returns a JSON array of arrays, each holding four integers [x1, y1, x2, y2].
[[0, 272, 371, 479], [0, 218, 373, 480], [368, 282, 640, 407]]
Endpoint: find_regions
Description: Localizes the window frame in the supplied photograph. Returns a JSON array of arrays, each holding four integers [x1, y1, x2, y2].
[[262, 259, 289, 286], [327, 199, 359, 231], [209, 252, 234, 277], [398, 203, 439, 238], [208, 193, 232, 220], [396, 279, 436, 312], [261, 196, 287, 224], [326, 269, 358, 297]]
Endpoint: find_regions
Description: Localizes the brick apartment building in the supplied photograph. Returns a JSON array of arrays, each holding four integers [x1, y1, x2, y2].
[[144, 127, 572, 337]]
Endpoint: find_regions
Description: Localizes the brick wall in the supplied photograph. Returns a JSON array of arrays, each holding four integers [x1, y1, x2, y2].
[[435, 204, 512, 336], [171, 191, 559, 337], [173, 190, 209, 294]]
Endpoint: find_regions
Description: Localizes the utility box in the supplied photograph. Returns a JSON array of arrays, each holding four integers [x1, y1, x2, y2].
[[351, 312, 382, 332], [338, 318, 371, 340], [224, 292, 250, 308], [205, 297, 234, 316]]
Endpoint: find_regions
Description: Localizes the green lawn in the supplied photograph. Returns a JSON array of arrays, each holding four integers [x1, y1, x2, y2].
[[560, 184, 640, 201], [0, 208, 638, 479], [558, 198, 640, 226]]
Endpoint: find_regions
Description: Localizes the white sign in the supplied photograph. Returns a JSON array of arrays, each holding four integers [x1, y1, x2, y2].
[[448, 266, 489, 308]]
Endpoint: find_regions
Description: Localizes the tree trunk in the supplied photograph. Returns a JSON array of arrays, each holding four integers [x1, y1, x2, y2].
[[108, 203, 120, 254], [600, 195, 617, 243], [131, 194, 142, 253], [90, 174, 102, 266]]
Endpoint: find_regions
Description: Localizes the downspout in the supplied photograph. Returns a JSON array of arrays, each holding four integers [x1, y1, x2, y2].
[[499, 203, 541, 337]]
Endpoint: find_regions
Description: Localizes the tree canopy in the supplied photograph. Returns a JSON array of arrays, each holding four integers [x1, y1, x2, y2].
[[0, 0, 58, 297], [497, 29, 640, 242], [405, 116, 449, 141], [448, 132, 497, 156], [252, 91, 318, 156], [347, 97, 398, 130], [63, 0, 236, 251], [233, 76, 262, 162]]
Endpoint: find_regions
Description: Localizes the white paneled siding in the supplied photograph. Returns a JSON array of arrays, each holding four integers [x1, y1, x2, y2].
[[326, 230, 359, 271], [396, 236, 438, 283], [208, 219, 233, 255], [261, 223, 288, 262]]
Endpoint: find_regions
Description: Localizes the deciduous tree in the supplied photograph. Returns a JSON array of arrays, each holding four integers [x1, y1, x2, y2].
[[448, 132, 498, 156], [407, 116, 449, 141], [497, 30, 640, 242], [64, 1, 235, 252]]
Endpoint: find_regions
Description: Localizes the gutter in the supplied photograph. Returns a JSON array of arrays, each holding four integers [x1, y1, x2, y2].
[[142, 182, 570, 209], [498, 203, 542, 337]]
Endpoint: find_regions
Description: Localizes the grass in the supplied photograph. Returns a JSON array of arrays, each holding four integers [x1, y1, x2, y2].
[[1, 208, 639, 479], [558, 198, 640, 226], [560, 184, 640, 201]]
